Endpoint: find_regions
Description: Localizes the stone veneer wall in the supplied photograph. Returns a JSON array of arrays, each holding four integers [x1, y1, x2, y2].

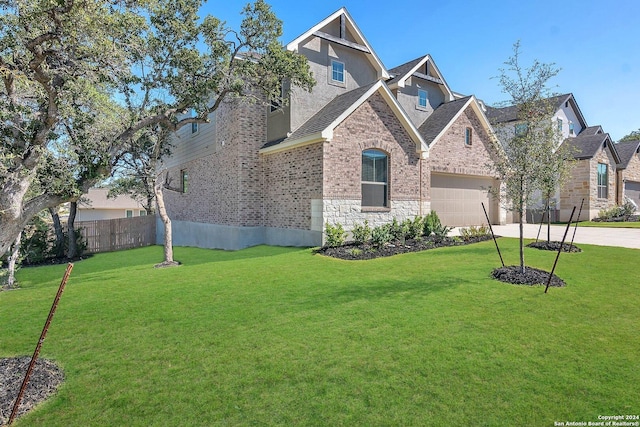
[[560, 146, 617, 221]]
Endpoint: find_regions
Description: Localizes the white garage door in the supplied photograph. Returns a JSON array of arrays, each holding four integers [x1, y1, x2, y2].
[[625, 181, 640, 210], [431, 173, 498, 226]]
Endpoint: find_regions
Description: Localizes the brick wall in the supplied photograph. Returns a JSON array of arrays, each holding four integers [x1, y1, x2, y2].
[[262, 142, 324, 229], [429, 106, 500, 178], [322, 92, 428, 226], [164, 96, 266, 227]]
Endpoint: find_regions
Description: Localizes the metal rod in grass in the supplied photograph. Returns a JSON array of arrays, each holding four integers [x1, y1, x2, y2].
[[545, 207, 575, 294], [9, 263, 73, 425], [482, 202, 504, 267], [569, 198, 585, 251]]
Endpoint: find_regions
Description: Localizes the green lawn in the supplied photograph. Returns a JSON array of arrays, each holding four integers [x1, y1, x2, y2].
[[576, 221, 640, 228], [1, 239, 638, 426]]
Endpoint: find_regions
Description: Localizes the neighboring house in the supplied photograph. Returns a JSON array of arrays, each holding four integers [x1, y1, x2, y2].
[[559, 126, 620, 221], [615, 139, 640, 211], [77, 188, 147, 221], [161, 7, 507, 250], [486, 93, 621, 221]]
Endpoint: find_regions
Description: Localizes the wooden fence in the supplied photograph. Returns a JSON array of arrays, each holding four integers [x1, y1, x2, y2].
[[76, 215, 157, 254]]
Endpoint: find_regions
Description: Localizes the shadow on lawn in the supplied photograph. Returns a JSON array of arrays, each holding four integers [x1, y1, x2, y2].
[[298, 276, 472, 308]]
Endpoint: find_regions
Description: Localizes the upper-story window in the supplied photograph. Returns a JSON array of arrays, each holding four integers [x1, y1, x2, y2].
[[465, 127, 473, 146], [569, 122, 575, 135], [557, 118, 563, 132], [362, 149, 388, 208], [331, 60, 345, 84], [418, 89, 428, 109], [597, 163, 608, 199]]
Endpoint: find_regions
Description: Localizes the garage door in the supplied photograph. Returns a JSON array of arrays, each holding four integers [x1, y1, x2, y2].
[[431, 173, 498, 226], [625, 181, 640, 210]]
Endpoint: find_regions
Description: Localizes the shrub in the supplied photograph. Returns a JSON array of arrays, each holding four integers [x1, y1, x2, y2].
[[371, 224, 393, 248], [423, 211, 441, 237], [388, 218, 404, 241], [404, 216, 424, 240], [351, 220, 371, 245], [597, 202, 636, 221], [459, 225, 490, 240], [324, 222, 346, 248]]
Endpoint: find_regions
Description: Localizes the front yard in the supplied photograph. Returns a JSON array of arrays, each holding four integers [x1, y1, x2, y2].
[[1, 239, 638, 426]]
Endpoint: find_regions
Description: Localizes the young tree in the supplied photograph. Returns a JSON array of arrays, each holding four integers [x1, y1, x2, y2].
[[491, 41, 561, 273], [0, 0, 314, 256]]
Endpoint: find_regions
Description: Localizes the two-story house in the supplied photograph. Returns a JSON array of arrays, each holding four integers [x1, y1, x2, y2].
[[160, 7, 506, 250]]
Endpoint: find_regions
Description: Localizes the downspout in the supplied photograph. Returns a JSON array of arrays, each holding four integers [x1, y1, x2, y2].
[[419, 156, 423, 216]]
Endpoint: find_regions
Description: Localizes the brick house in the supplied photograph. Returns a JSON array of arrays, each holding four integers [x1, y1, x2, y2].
[[615, 139, 640, 211], [161, 7, 506, 250], [559, 126, 620, 221]]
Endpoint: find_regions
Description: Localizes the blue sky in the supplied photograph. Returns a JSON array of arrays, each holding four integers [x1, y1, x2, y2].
[[202, 1, 640, 141]]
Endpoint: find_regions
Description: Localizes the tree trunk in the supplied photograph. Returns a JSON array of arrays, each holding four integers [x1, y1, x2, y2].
[[49, 207, 65, 258], [518, 209, 525, 274], [5, 231, 22, 289], [67, 201, 78, 259], [546, 197, 551, 244], [154, 178, 178, 267]]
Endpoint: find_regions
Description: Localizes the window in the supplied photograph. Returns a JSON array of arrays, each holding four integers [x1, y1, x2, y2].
[[597, 163, 608, 199], [465, 127, 473, 146], [181, 169, 188, 193], [126, 210, 133, 218], [139, 210, 147, 216], [361, 149, 388, 207], [557, 118, 563, 132], [515, 123, 527, 136], [331, 60, 345, 84], [418, 89, 428, 108], [569, 122, 575, 135], [191, 109, 198, 134]]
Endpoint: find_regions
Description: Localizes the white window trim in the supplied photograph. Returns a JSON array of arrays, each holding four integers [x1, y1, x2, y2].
[[329, 59, 346, 87], [417, 89, 428, 110]]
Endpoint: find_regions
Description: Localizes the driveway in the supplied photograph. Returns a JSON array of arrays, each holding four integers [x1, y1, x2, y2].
[[479, 223, 640, 249]]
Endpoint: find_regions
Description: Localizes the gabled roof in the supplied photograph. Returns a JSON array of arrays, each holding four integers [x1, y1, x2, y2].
[[386, 55, 455, 102], [615, 140, 640, 169], [486, 93, 588, 130], [260, 80, 428, 156], [79, 188, 143, 210], [580, 125, 604, 136], [418, 95, 499, 151], [561, 129, 620, 163], [286, 8, 389, 80]]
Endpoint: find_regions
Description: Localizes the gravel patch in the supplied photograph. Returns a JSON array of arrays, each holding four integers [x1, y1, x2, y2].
[[492, 265, 566, 287], [0, 357, 64, 426]]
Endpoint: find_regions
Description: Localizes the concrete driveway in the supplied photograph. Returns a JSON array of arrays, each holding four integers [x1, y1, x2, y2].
[[478, 223, 640, 249]]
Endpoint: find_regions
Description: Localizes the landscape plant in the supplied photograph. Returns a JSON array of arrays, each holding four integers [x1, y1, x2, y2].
[[324, 222, 347, 247]]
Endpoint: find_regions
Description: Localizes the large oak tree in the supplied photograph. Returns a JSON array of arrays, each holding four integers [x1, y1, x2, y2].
[[0, 0, 314, 256]]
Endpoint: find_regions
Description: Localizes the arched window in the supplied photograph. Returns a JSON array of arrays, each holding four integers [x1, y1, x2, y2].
[[362, 149, 388, 207]]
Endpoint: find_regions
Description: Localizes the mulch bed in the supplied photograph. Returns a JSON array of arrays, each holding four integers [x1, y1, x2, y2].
[[526, 241, 582, 253], [0, 357, 64, 426], [315, 235, 494, 260], [492, 265, 566, 287]]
